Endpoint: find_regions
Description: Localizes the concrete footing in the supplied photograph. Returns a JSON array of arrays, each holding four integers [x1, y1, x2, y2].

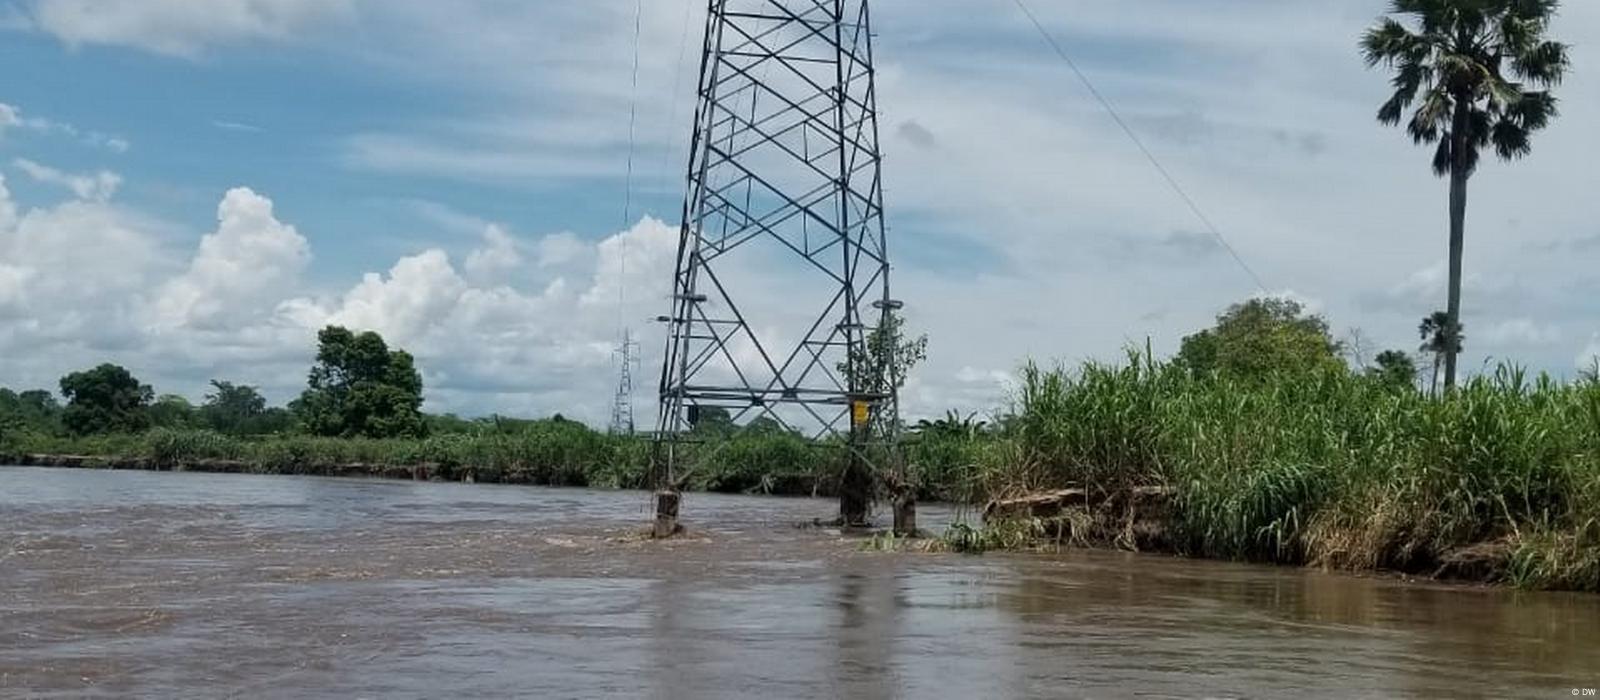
[[839, 460, 873, 527], [892, 494, 917, 536], [653, 490, 681, 538]]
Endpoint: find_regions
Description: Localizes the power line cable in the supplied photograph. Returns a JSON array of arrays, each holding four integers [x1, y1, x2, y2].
[[619, 0, 645, 325], [1009, 0, 1269, 292]]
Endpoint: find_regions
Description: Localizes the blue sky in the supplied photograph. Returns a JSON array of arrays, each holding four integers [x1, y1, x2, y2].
[[0, 19, 675, 283], [2, 0, 1598, 423]]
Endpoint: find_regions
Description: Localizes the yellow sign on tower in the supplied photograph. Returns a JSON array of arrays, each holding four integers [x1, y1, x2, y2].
[[851, 400, 871, 427]]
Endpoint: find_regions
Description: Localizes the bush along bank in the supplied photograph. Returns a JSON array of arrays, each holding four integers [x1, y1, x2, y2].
[[0, 422, 861, 497]]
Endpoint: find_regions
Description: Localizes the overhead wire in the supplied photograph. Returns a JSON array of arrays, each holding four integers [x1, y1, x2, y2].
[[1009, 0, 1269, 292], [618, 0, 646, 328]]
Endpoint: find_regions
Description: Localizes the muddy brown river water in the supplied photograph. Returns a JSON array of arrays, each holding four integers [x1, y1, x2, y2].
[[2, 466, 1596, 699]]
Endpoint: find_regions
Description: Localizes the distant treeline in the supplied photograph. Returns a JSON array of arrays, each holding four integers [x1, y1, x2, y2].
[[4, 326, 448, 441]]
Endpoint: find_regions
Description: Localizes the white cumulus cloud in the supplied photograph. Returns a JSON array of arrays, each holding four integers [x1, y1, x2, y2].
[[463, 224, 523, 284], [0, 172, 164, 354], [152, 187, 311, 331], [579, 216, 677, 310], [0, 178, 690, 420]]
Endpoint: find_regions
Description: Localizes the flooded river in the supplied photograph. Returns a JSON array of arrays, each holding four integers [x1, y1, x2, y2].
[[2, 466, 1596, 698]]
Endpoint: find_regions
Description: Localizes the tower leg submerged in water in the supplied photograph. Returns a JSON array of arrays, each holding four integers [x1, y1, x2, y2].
[[653, 0, 907, 532], [654, 489, 681, 538]]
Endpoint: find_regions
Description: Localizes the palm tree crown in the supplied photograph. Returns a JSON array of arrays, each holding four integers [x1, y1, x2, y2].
[[1419, 311, 1464, 356], [1362, 0, 1569, 175]]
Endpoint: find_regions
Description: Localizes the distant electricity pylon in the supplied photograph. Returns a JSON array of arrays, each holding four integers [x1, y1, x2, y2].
[[610, 328, 642, 435], [653, 0, 905, 534]]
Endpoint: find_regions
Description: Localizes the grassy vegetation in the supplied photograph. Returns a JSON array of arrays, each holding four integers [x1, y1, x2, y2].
[[0, 418, 854, 495], [932, 352, 1600, 592]]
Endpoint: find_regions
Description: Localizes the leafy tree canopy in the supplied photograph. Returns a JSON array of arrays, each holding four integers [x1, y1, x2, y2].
[[741, 416, 794, 436], [689, 406, 735, 436], [59, 364, 154, 435], [1362, 0, 1570, 178], [201, 380, 280, 435], [1176, 298, 1345, 379], [1367, 350, 1420, 391], [0, 388, 63, 435], [1419, 311, 1465, 356], [293, 326, 426, 438], [150, 394, 198, 429], [842, 314, 928, 399]]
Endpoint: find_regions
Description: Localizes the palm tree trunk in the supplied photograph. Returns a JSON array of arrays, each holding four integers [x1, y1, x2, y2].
[[1443, 104, 1470, 392], [1430, 354, 1440, 397], [1444, 171, 1467, 390]]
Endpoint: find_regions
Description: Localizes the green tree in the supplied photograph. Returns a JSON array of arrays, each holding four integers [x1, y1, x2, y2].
[[58, 364, 154, 435], [1362, 0, 1569, 391], [851, 314, 927, 397], [1367, 349, 1420, 391], [15, 389, 60, 415], [688, 406, 735, 436], [0, 389, 25, 438], [201, 380, 269, 435], [0, 388, 62, 435], [149, 394, 198, 428], [1176, 298, 1345, 379], [837, 313, 929, 433], [293, 326, 426, 438], [741, 416, 793, 436]]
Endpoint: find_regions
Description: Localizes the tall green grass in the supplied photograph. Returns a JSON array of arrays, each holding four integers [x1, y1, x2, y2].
[[947, 354, 1600, 591]]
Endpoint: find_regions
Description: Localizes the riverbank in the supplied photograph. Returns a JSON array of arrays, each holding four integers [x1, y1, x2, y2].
[[6, 356, 1598, 592], [0, 424, 845, 496], [932, 358, 1600, 593]]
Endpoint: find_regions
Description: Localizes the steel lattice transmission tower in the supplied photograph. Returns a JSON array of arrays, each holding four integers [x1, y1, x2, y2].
[[653, 0, 907, 533], [610, 328, 641, 435]]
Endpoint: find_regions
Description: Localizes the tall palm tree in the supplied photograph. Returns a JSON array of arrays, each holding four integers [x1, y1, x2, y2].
[[1362, 0, 1569, 391]]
